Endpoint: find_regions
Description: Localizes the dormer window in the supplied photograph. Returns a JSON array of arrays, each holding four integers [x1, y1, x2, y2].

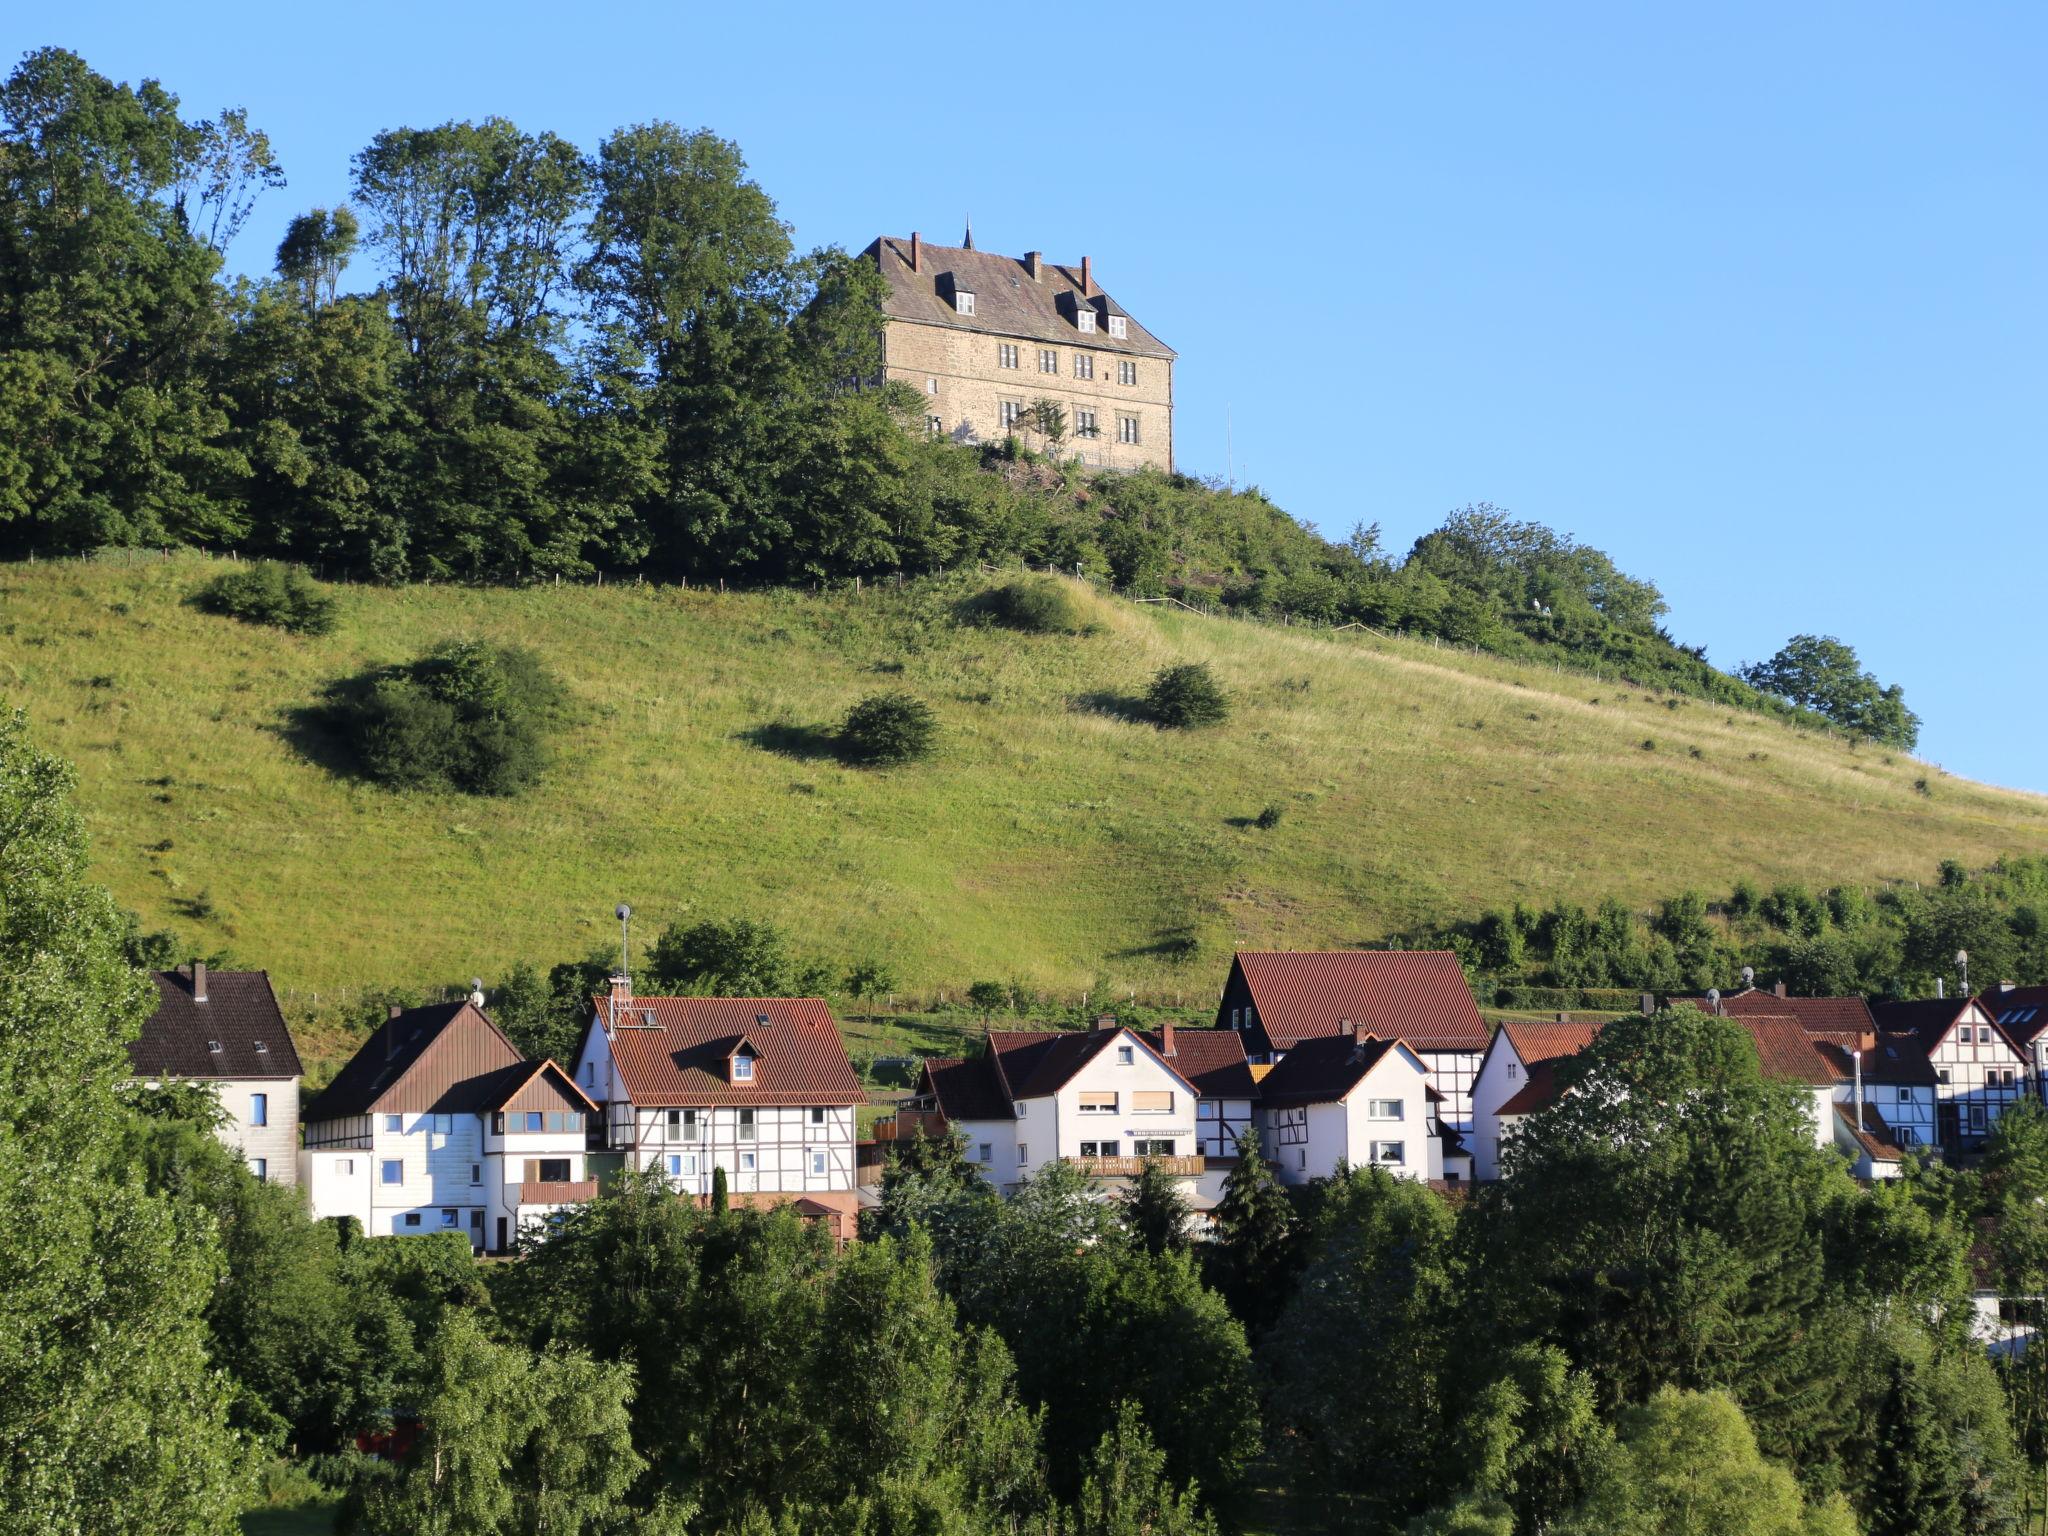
[[253, 1040, 268, 1054], [731, 1048, 755, 1082], [1108, 315, 1128, 339], [954, 289, 975, 316], [1077, 308, 1096, 333]]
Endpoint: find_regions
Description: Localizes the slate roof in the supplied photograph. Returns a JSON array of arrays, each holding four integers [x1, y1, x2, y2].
[[868, 237, 1175, 359], [595, 997, 864, 1107], [1806, 1028, 1939, 1086], [1874, 998, 2026, 1059], [1982, 986, 2048, 1044], [1229, 951, 1489, 1055], [131, 967, 301, 1080], [915, 1056, 1013, 1122], [1255, 1033, 1423, 1106], [305, 1001, 523, 1121]]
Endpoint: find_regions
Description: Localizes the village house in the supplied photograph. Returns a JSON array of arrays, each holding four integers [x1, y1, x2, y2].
[[1252, 1026, 1441, 1185], [865, 231, 1175, 472], [131, 963, 303, 1185], [300, 995, 598, 1252], [1726, 1010, 1920, 1178], [1215, 950, 1491, 1136], [1982, 983, 2048, 1096], [1874, 996, 2028, 1151], [1469, 1017, 1607, 1180], [906, 1020, 1254, 1207], [573, 983, 864, 1243]]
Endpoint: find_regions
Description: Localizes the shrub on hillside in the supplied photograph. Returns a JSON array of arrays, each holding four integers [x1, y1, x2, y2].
[[1145, 663, 1229, 729], [974, 578, 1084, 634], [195, 562, 338, 635], [343, 640, 566, 795], [838, 692, 937, 767]]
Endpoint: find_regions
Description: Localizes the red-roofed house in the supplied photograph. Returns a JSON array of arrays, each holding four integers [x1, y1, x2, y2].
[[1470, 1018, 1607, 1179], [904, 1020, 1252, 1207], [574, 981, 865, 1237], [1252, 1027, 1439, 1185], [1215, 951, 1489, 1134]]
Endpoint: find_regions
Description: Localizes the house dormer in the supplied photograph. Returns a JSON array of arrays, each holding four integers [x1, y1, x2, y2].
[[1058, 290, 1099, 332], [940, 272, 974, 316], [728, 1038, 760, 1083]]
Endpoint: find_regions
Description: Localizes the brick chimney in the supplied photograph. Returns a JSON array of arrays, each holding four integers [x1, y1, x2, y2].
[[388, 1003, 403, 1020], [1556, 1012, 1571, 1024], [1094, 1013, 1117, 1033], [1160, 1020, 1176, 1057], [910, 231, 921, 274], [1080, 254, 1092, 295], [1773, 980, 1788, 998], [1352, 1022, 1371, 1047], [191, 960, 207, 1004], [1024, 250, 1043, 280]]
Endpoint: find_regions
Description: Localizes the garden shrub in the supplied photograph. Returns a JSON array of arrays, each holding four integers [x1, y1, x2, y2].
[[195, 562, 338, 635], [1145, 663, 1229, 729], [975, 578, 1083, 634], [838, 692, 938, 767], [344, 640, 566, 795]]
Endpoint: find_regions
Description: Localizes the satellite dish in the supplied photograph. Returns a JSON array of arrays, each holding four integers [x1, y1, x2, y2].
[[1707, 988, 1721, 1005], [1741, 966, 1755, 986], [617, 903, 632, 921], [469, 977, 486, 1007]]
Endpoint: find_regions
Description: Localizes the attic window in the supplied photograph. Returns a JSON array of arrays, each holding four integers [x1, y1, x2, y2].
[[733, 1053, 755, 1082], [1108, 315, 1128, 339], [1077, 308, 1096, 333], [207, 1040, 222, 1054], [1116, 1045, 1134, 1065], [954, 290, 975, 316], [253, 1040, 268, 1054]]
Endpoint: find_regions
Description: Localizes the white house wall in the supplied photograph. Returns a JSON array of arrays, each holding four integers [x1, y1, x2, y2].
[[1469, 1032, 1524, 1181], [1925, 1004, 2025, 1145], [622, 1105, 856, 1199]]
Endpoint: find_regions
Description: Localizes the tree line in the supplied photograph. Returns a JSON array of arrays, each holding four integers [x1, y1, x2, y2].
[[2, 47, 1914, 744]]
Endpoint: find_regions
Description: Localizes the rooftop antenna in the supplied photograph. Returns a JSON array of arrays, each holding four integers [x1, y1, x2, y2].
[[1957, 949, 1970, 995], [611, 903, 633, 1039], [469, 976, 485, 1008]]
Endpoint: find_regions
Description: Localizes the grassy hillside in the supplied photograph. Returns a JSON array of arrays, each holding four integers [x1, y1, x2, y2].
[[6, 553, 2046, 1028]]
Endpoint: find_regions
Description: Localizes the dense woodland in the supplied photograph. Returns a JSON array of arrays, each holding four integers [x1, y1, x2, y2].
[[0, 48, 1915, 746], [10, 705, 2048, 1536]]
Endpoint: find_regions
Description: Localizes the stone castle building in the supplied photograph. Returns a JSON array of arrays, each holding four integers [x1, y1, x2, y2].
[[863, 231, 1175, 473]]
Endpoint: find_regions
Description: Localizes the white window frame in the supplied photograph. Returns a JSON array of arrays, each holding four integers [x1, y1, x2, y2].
[[810, 1150, 827, 1176], [998, 343, 1019, 369], [1078, 308, 1096, 333], [1373, 1140, 1407, 1166], [250, 1092, 268, 1127], [1108, 315, 1128, 339], [978, 1142, 993, 1162], [738, 1109, 757, 1141], [1132, 1090, 1174, 1114], [384, 1114, 403, 1132], [1367, 1099, 1404, 1120], [1039, 348, 1058, 373], [955, 290, 975, 315], [740, 1151, 757, 1172], [1074, 354, 1094, 380], [1118, 414, 1140, 444], [381, 1160, 403, 1185], [732, 1054, 754, 1082]]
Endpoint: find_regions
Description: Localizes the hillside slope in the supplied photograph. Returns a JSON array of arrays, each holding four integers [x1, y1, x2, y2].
[[6, 554, 2045, 1015]]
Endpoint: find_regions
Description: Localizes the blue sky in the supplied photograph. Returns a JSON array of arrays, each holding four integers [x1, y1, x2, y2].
[[22, 3, 2045, 790]]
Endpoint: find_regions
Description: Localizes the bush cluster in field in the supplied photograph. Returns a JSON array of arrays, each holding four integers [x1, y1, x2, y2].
[[195, 562, 338, 635], [342, 640, 567, 795]]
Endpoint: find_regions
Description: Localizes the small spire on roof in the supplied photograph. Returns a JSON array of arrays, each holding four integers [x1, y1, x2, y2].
[[962, 214, 974, 250]]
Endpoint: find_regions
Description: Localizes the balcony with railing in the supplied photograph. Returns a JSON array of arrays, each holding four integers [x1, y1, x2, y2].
[[1074, 1155, 1206, 1179], [520, 1179, 598, 1206]]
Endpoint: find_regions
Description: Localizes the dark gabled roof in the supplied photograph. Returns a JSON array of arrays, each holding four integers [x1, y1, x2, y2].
[[479, 1058, 600, 1115], [1255, 1033, 1425, 1106], [1497, 1059, 1571, 1117], [305, 1002, 523, 1121], [916, 1056, 1013, 1122], [1874, 998, 2026, 1059], [1138, 1027, 1256, 1099], [985, 1027, 1199, 1101], [1230, 951, 1488, 1054], [868, 237, 1175, 359], [1672, 989, 1877, 1034], [594, 996, 864, 1107], [1982, 986, 2048, 1044], [130, 968, 301, 1081], [1806, 1028, 1939, 1087]]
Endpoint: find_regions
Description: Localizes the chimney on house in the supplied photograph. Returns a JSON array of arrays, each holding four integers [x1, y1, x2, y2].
[[1024, 250, 1043, 280], [1160, 1020, 1176, 1057], [388, 1003, 403, 1020], [1352, 1022, 1371, 1048], [1556, 1012, 1571, 1024], [192, 960, 207, 1004], [2000, 981, 2017, 994], [1080, 255, 1092, 295], [1773, 981, 1788, 998], [910, 231, 921, 273], [1937, 976, 1946, 999], [1094, 1014, 1117, 1033], [1640, 992, 1656, 1016]]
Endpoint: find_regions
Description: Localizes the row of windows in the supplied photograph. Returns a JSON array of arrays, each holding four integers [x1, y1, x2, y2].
[[990, 400, 1144, 444], [664, 1150, 831, 1177], [995, 346, 1143, 387], [1077, 1090, 1175, 1113], [378, 1110, 585, 1136], [658, 1105, 831, 1141], [1077, 1139, 1177, 1158], [398, 1209, 482, 1231], [367, 1156, 575, 1186]]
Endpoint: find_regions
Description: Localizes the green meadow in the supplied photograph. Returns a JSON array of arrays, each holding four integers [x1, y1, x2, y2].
[[7, 553, 2045, 1037]]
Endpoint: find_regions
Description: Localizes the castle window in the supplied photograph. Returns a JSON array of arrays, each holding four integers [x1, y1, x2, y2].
[[954, 289, 975, 316], [1117, 360, 1137, 386], [1108, 315, 1128, 339], [1073, 354, 1094, 381], [1118, 415, 1141, 445], [1039, 349, 1058, 373], [927, 415, 943, 435], [1077, 308, 1096, 333], [999, 399, 1023, 428], [926, 377, 938, 394], [1074, 409, 1099, 438], [998, 343, 1019, 369]]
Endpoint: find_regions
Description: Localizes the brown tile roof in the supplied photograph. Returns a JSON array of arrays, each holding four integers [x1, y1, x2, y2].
[[305, 1002, 523, 1121], [1232, 951, 1489, 1054], [1497, 1017, 1606, 1068], [1671, 989, 1877, 1034], [1982, 986, 2048, 1044], [596, 996, 864, 1107], [483, 1059, 600, 1115], [1497, 1060, 1570, 1117], [130, 968, 301, 1081], [1737, 1014, 1839, 1084], [1255, 1033, 1420, 1106], [985, 1027, 1208, 1100], [1874, 998, 2027, 1059], [1141, 1027, 1256, 1098], [869, 237, 1175, 359], [916, 1056, 1013, 1122], [1834, 1101, 1906, 1163]]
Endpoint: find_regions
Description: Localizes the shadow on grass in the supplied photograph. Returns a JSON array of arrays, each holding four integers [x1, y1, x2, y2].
[[1106, 926, 1203, 964], [275, 684, 376, 785], [738, 721, 843, 763], [1071, 689, 1155, 726]]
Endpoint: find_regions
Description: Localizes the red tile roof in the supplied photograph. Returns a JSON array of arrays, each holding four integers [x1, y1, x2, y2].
[[921, 1026, 1252, 1117], [1835, 1101, 1906, 1163], [1671, 989, 1877, 1034], [1497, 1060, 1570, 1117], [1255, 1033, 1420, 1105], [1737, 1014, 1840, 1085], [1805, 1028, 1938, 1087], [1231, 951, 1488, 1053], [595, 996, 864, 1107], [1498, 1017, 1606, 1068], [1141, 1027, 1256, 1098]]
